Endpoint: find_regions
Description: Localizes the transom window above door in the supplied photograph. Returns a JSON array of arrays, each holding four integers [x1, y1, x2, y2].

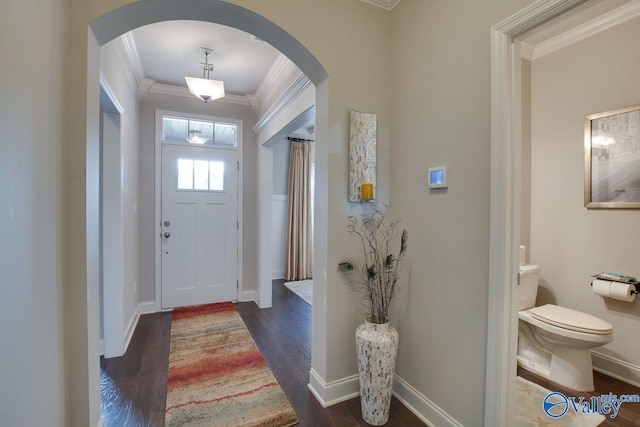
[[163, 115, 238, 147]]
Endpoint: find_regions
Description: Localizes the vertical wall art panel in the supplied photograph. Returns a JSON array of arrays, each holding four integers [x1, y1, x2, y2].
[[349, 110, 377, 202]]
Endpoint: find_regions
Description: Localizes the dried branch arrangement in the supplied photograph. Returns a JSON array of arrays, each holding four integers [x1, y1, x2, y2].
[[338, 204, 408, 324]]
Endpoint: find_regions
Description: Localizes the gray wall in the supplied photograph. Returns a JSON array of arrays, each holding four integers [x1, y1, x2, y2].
[[138, 92, 259, 300], [58, 0, 545, 424], [531, 17, 640, 372], [0, 0, 66, 424], [390, 1, 534, 424], [271, 138, 289, 279]]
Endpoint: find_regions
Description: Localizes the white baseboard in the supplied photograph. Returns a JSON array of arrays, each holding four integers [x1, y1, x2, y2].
[[307, 369, 360, 407], [123, 300, 157, 355], [592, 350, 640, 389], [241, 290, 258, 303], [393, 374, 462, 427], [123, 308, 141, 355], [96, 416, 104, 427], [307, 369, 462, 425], [99, 339, 104, 356], [138, 300, 156, 315], [272, 270, 284, 280]]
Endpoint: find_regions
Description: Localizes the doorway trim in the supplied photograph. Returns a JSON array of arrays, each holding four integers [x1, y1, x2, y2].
[[154, 109, 244, 311], [486, 0, 590, 425], [257, 105, 315, 308], [99, 74, 127, 358], [81, 4, 328, 425]]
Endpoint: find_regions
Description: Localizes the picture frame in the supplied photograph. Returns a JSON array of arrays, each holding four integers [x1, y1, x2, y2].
[[584, 103, 640, 209]]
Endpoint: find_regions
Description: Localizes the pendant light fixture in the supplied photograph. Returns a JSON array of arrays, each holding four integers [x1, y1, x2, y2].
[[185, 48, 225, 103]]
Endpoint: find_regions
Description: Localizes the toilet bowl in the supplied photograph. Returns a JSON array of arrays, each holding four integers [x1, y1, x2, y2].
[[517, 265, 613, 391]]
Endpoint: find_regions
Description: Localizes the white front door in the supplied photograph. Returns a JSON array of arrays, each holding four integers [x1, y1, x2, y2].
[[161, 143, 238, 309]]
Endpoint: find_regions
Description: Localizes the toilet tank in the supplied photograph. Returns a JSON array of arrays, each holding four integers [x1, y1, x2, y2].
[[518, 264, 540, 310]]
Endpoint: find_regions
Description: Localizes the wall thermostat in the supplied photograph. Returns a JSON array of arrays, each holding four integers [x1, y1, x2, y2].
[[428, 166, 448, 189]]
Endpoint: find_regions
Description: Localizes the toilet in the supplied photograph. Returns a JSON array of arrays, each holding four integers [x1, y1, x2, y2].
[[517, 265, 613, 391]]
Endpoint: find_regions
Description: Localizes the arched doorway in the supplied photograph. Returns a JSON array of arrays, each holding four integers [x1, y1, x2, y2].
[[76, 2, 328, 425]]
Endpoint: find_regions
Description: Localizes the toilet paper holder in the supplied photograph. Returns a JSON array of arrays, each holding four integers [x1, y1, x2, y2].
[[590, 272, 640, 295]]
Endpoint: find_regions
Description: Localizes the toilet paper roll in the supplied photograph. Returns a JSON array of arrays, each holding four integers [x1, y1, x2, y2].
[[592, 279, 611, 297], [609, 282, 637, 302]]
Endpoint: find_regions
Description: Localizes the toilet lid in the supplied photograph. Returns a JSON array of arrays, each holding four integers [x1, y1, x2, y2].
[[529, 304, 613, 335]]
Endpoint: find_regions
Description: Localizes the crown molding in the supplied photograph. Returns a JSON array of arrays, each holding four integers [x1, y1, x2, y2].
[[245, 94, 259, 113], [120, 32, 146, 86], [357, 0, 402, 11], [137, 78, 156, 100], [149, 83, 250, 106], [221, 94, 252, 106], [149, 83, 189, 98], [254, 53, 291, 105], [115, 30, 271, 107], [110, 37, 140, 95], [120, 32, 156, 99], [529, 1, 640, 60], [252, 72, 311, 133]]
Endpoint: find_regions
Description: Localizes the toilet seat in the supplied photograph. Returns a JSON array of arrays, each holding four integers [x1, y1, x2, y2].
[[529, 304, 613, 335]]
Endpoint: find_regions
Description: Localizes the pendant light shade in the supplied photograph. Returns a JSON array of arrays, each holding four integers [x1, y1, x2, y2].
[[185, 77, 225, 103], [185, 48, 225, 103]]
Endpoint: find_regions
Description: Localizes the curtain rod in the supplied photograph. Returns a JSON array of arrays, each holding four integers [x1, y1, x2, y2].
[[287, 137, 314, 143]]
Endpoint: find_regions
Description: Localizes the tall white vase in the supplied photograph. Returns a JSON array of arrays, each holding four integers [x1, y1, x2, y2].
[[356, 320, 399, 426]]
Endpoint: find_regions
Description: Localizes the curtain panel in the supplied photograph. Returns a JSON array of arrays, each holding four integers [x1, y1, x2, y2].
[[284, 141, 313, 281]]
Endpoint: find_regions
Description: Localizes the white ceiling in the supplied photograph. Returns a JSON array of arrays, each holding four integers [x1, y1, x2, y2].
[[131, 20, 280, 95]]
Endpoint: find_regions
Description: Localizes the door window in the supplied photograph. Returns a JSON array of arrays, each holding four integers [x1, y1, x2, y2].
[[177, 159, 225, 191]]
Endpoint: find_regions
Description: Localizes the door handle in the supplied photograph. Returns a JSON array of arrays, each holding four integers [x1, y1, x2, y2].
[[164, 232, 171, 238]]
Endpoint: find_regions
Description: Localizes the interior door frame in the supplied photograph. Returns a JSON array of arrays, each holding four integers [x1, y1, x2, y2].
[[487, 0, 591, 424], [99, 74, 126, 358], [154, 109, 243, 311]]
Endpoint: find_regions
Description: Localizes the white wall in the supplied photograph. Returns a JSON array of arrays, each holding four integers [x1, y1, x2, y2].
[[272, 138, 290, 196], [390, 1, 534, 425], [99, 38, 141, 352], [0, 0, 66, 425], [272, 138, 289, 279], [272, 196, 288, 279], [138, 92, 259, 299], [530, 17, 640, 378]]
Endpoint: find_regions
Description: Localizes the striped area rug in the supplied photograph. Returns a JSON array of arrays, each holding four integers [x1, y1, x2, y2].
[[165, 302, 298, 427]]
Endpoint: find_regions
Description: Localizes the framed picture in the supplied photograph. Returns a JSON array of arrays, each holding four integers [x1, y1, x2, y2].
[[584, 103, 640, 209]]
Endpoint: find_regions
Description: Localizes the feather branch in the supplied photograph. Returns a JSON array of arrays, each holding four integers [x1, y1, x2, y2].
[[337, 203, 408, 324]]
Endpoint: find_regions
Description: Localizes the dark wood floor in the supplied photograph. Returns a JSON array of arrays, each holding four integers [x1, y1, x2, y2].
[[519, 366, 640, 426], [100, 311, 172, 427], [100, 280, 426, 426], [236, 279, 426, 427]]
